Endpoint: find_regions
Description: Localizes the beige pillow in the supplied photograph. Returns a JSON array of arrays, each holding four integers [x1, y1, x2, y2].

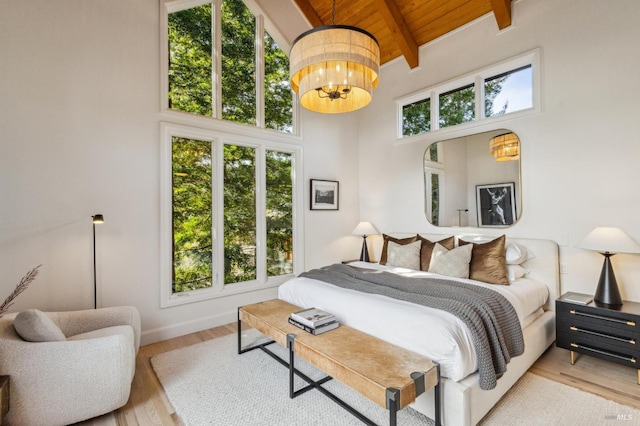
[[379, 234, 417, 265], [459, 235, 509, 285], [428, 243, 473, 278], [417, 235, 455, 271], [14, 309, 66, 342], [386, 240, 421, 270]]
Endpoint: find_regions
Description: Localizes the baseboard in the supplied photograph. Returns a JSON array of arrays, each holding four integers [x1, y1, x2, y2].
[[140, 310, 237, 346]]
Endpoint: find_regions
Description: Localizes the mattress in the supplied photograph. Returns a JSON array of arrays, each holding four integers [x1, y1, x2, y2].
[[277, 261, 550, 382]]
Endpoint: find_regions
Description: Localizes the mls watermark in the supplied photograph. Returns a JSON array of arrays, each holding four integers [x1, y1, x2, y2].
[[604, 414, 634, 421]]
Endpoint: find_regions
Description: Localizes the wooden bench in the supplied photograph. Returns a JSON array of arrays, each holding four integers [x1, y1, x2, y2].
[[238, 299, 441, 426]]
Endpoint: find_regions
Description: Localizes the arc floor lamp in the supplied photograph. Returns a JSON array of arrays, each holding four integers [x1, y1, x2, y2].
[[92, 214, 104, 309]]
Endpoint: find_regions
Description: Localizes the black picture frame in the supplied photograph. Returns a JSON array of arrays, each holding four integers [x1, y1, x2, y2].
[[476, 182, 516, 227], [310, 179, 339, 210]]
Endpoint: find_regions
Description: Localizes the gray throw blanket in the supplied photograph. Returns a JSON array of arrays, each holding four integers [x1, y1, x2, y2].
[[299, 263, 524, 390]]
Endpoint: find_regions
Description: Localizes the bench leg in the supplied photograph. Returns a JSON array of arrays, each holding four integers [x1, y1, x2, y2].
[[434, 363, 441, 426], [386, 388, 399, 426]]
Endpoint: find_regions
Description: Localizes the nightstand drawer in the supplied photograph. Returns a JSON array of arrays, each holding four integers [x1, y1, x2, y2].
[[556, 334, 638, 369], [557, 315, 638, 352], [556, 302, 638, 334]]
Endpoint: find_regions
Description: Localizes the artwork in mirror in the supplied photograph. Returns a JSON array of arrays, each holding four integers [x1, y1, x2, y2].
[[424, 129, 521, 227]]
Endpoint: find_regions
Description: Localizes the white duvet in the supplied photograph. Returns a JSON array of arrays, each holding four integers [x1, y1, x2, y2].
[[277, 261, 549, 382]]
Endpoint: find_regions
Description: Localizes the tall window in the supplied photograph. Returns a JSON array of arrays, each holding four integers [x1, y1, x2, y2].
[[161, 124, 301, 307], [164, 0, 294, 134]]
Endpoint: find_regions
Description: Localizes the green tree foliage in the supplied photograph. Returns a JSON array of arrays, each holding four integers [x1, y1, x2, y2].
[[168, 4, 213, 116], [221, 0, 256, 125], [223, 145, 257, 283], [402, 77, 508, 136], [172, 137, 213, 292], [266, 151, 293, 276], [264, 32, 293, 133]]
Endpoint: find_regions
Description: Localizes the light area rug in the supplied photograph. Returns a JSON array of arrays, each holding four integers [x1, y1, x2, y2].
[[151, 332, 639, 426]]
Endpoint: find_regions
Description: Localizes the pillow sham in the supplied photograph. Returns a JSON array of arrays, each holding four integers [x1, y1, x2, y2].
[[505, 243, 534, 265], [428, 243, 473, 279], [379, 234, 417, 265], [386, 240, 422, 270], [507, 264, 529, 282], [417, 235, 455, 271], [459, 235, 509, 285], [14, 309, 66, 342]]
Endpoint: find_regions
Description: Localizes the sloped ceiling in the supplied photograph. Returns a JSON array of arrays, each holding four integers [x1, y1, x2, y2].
[[291, 0, 512, 68]]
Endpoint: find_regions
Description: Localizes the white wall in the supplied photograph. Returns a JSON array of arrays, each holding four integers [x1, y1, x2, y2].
[[358, 0, 640, 302], [0, 0, 360, 344], [3, 0, 640, 347]]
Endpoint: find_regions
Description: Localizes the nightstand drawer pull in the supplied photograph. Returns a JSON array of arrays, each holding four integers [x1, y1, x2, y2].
[[570, 342, 637, 364], [569, 326, 636, 344], [569, 309, 637, 327]]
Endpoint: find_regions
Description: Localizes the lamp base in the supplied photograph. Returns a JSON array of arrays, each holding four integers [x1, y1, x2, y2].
[[593, 253, 623, 309], [359, 236, 370, 262]]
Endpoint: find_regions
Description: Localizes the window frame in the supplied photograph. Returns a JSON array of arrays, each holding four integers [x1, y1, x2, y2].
[[396, 49, 540, 142], [160, 122, 304, 308], [160, 0, 298, 135]]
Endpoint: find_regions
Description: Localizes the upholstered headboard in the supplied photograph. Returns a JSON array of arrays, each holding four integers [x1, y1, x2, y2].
[[378, 233, 560, 311]]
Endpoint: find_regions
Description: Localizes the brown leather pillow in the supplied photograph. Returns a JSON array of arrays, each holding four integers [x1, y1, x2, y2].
[[379, 234, 417, 265], [458, 235, 509, 285], [417, 235, 455, 271]]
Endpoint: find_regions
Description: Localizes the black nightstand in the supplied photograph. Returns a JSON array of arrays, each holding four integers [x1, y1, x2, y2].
[[556, 293, 639, 384]]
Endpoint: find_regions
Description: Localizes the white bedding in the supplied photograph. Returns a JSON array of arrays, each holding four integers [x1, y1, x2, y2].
[[277, 261, 549, 382]]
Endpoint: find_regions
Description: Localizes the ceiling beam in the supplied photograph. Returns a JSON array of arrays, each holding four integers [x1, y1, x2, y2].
[[373, 0, 419, 68], [292, 0, 325, 28], [490, 0, 512, 29]]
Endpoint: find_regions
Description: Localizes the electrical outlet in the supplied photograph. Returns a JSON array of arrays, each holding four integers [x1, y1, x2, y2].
[[560, 263, 568, 274]]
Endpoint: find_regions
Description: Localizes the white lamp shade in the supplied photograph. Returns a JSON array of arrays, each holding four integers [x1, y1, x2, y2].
[[577, 227, 640, 254], [352, 221, 378, 236]]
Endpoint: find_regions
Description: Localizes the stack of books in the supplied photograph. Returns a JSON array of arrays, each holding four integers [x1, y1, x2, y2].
[[288, 307, 339, 335]]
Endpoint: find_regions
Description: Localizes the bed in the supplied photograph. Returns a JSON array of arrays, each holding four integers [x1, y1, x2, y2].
[[278, 234, 559, 425]]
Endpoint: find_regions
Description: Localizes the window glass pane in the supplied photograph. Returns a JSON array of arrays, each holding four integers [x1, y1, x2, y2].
[[430, 173, 440, 225], [484, 65, 533, 117], [172, 137, 213, 293], [168, 4, 213, 116], [224, 145, 256, 283], [266, 150, 293, 276], [221, 0, 256, 125], [439, 84, 474, 128], [429, 143, 439, 162], [264, 32, 293, 133], [402, 98, 430, 136]]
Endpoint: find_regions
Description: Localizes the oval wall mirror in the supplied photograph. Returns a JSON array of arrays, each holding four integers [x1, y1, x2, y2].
[[424, 128, 521, 228]]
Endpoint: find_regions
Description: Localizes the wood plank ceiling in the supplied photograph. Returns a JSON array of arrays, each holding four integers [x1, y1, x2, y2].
[[292, 0, 512, 68]]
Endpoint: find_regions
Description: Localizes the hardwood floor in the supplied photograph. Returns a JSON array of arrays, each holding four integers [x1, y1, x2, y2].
[[75, 323, 639, 425]]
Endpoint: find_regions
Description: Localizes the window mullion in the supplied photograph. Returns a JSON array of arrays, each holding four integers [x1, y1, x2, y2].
[[212, 0, 222, 119], [255, 15, 265, 128], [213, 138, 225, 290], [255, 145, 267, 283]]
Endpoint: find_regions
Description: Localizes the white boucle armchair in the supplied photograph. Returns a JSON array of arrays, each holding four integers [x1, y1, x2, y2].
[[0, 306, 141, 426]]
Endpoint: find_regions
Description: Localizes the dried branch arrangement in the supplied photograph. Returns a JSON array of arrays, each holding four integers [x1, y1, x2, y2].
[[0, 265, 42, 318]]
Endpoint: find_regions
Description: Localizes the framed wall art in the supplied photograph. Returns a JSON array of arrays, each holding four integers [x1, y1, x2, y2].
[[310, 179, 339, 210], [476, 182, 516, 227]]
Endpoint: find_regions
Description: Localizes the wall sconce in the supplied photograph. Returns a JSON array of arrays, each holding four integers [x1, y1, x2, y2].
[[352, 222, 378, 262], [92, 214, 104, 309]]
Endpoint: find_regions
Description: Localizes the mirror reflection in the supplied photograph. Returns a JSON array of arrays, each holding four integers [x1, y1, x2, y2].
[[424, 129, 521, 228]]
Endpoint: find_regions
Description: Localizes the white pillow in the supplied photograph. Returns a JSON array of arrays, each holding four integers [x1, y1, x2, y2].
[[507, 264, 529, 282], [386, 240, 421, 270], [505, 243, 534, 265], [428, 243, 473, 278], [13, 309, 66, 342]]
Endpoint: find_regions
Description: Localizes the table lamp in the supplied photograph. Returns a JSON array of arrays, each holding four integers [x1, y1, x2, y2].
[[352, 222, 378, 262], [577, 227, 640, 307]]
